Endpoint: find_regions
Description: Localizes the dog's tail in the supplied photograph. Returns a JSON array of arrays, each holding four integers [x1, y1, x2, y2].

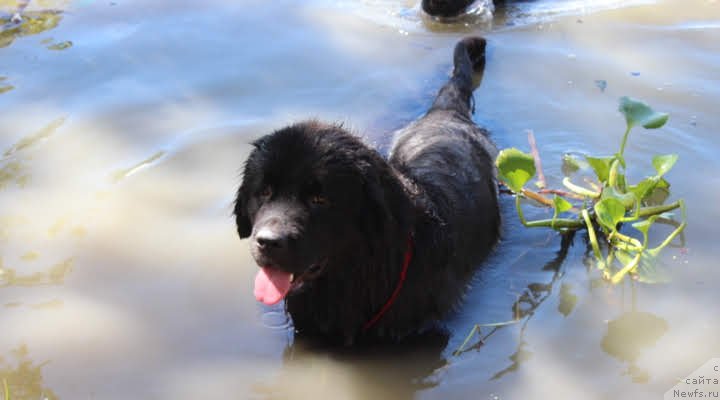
[[429, 36, 486, 116]]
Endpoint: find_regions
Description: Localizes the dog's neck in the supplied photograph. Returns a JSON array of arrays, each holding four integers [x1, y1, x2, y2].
[[286, 159, 423, 344]]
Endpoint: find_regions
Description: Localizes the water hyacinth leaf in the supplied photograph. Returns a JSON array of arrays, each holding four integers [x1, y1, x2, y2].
[[553, 195, 573, 215], [618, 96, 669, 129], [614, 249, 634, 267], [602, 186, 636, 209], [630, 177, 659, 202], [585, 156, 615, 183], [632, 215, 659, 236], [610, 251, 642, 284], [616, 172, 627, 191], [652, 154, 678, 177], [634, 250, 671, 284], [496, 148, 536, 193], [594, 197, 626, 231], [552, 195, 573, 226], [645, 185, 670, 206], [562, 153, 582, 176]]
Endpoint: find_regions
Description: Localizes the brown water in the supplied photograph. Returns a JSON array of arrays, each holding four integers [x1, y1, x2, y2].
[[1, 0, 719, 399]]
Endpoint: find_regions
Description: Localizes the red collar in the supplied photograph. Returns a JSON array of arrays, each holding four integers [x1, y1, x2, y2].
[[362, 235, 414, 331]]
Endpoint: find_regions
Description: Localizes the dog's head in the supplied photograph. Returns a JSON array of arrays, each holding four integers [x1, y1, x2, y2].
[[234, 121, 410, 306]]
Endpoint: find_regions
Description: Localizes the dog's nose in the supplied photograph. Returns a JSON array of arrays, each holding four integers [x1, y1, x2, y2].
[[254, 228, 287, 252]]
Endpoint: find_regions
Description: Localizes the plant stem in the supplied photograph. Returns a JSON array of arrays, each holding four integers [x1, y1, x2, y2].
[[539, 188, 585, 200], [527, 130, 546, 189], [475, 319, 522, 328], [582, 209, 605, 270], [604, 250, 615, 280], [584, 178, 602, 193], [610, 251, 641, 284], [521, 188, 554, 207], [524, 218, 585, 229], [515, 195, 584, 229], [562, 177, 600, 198], [613, 241, 642, 252], [515, 195, 528, 226], [455, 325, 480, 355], [609, 231, 643, 248], [637, 201, 683, 218], [618, 125, 632, 159], [650, 222, 686, 255], [608, 159, 620, 187], [649, 202, 687, 255]]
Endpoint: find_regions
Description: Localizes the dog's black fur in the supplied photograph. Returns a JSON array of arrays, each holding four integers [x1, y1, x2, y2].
[[422, 0, 477, 18], [235, 37, 500, 345], [422, 0, 522, 18]]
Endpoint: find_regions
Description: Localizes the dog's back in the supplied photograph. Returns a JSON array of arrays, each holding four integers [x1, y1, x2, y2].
[[389, 37, 500, 313]]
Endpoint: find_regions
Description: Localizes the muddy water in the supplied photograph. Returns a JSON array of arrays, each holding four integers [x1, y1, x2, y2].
[[1, 0, 719, 399]]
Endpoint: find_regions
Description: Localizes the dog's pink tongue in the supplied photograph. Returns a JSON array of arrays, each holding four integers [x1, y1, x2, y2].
[[254, 267, 292, 305]]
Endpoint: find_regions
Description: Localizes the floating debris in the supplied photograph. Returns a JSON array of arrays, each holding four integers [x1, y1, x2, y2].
[[595, 79, 607, 92], [0, 84, 13, 94], [47, 40, 72, 50]]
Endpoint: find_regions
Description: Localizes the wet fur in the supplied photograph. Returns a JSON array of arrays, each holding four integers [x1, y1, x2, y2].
[[422, 0, 477, 18], [235, 37, 500, 345]]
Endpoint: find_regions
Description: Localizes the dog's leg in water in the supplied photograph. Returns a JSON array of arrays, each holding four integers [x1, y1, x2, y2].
[[422, 0, 476, 18], [428, 37, 486, 117]]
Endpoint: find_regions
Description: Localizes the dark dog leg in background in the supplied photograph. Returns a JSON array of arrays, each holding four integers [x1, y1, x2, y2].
[[427, 37, 486, 117], [422, 0, 476, 18]]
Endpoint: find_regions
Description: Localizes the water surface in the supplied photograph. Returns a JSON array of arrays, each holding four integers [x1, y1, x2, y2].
[[1, 0, 719, 399]]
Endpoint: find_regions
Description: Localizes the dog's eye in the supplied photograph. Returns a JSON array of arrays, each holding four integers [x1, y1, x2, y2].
[[311, 194, 328, 205], [259, 187, 272, 198]]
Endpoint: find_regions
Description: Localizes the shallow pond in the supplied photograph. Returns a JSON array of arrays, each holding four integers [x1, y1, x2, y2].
[[1, 0, 719, 399]]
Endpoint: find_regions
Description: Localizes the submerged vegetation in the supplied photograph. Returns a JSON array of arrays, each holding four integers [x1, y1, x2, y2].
[[495, 97, 686, 284], [457, 97, 686, 355]]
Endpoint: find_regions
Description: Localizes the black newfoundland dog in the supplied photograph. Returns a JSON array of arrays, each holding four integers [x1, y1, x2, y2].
[[234, 37, 500, 345]]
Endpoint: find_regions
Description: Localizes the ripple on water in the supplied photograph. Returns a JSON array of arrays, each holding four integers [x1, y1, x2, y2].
[[307, 0, 659, 34], [260, 309, 292, 330]]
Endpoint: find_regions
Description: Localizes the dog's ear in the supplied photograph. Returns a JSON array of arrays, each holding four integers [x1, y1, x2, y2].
[[362, 171, 410, 236], [234, 182, 252, 239], [363, 178, 392, 233]]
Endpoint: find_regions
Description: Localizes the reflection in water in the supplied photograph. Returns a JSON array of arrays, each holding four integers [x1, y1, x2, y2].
[[4, 117, 66, 158], [557, 283, 578, 317], [1, 117, 66, 191], [0, 257, 74, 287], [491, 340, 533, 381], [0, 345, 58, 400], [110, 151, 166, 183], [0, 159, 27, 190], [0, 116, 76, 288], [0, 0, 715, 397], [1, 5, 66, 95], [0, 10, 63, 49], [20, 251, 38, 262], [255, 331, 449, 400], [601, 310, 669, 383], [457, 232, 575, 358], [0, 76, 12, 94]]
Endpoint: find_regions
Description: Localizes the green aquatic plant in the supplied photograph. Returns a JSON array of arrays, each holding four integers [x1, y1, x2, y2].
[[496, 97, 686, 284]]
